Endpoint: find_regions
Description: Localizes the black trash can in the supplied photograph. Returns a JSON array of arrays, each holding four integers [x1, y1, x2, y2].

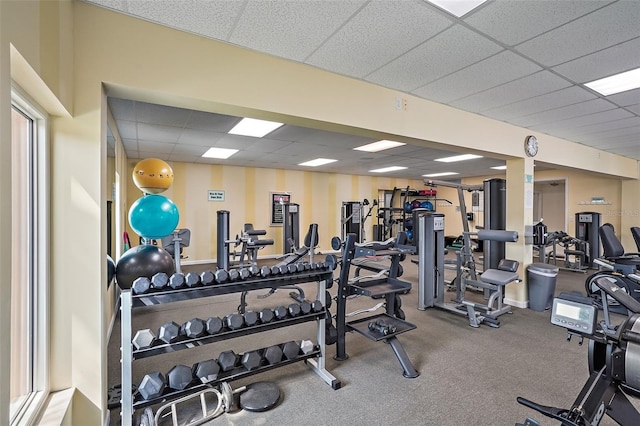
[[527, 263, 559, 311]]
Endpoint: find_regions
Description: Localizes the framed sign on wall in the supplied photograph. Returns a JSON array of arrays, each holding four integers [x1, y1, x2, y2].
[[270, 192, 291, 226]]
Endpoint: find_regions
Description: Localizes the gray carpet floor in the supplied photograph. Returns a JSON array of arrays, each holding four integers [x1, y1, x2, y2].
[[108, 255, 639, 425]]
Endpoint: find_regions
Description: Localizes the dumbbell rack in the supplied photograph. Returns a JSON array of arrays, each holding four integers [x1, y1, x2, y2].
[[119, 267, 340, 426], [334, 233, 419, 378]]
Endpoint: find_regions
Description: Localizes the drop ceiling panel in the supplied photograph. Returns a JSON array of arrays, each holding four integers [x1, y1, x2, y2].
[[121, 138, 138, 152], [214, 135, 260, 150], [246, 139, 293, 153], [183, 110, 239, 132], [138, 151, 169, 161], [171, 144, 209, 156], [516, 1, 640, 66], [178, 128, 224, 146], [626, 104, 640, 115], [306, 0, 451, 77], [134, 101, 191, 127], [558, 116, 640, 139], [595, 135, 639, 149], [551, 37, 640, 83], [607, 88, 640, 108], [464, 0, 608, 46], [450, 70, 571, 113], [578, 125, 640, 144], [127, 0, 242, 41], [136, 123, 182, 143], [509, 99, 616, 128], [138, 140, 175, 154], [531, 108, 634, 133], [366, 25, 502, 91], [114, 120, 137, 139], [108, 97, 135, 120], [228, 0, 366, 62], [483, 86, 597, 121], [413, 51, 541, 103]]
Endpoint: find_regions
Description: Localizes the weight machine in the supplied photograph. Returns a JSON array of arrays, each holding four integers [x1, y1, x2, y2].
[[161, 228, 191, 274], [216, 210, 273, 270], [341, 199, 378, 243]]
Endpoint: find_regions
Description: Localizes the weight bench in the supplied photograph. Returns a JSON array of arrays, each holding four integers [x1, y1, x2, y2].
[[462, 259, 519, 328]]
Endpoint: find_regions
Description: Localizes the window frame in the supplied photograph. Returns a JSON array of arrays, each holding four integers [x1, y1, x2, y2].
[[10, 83, 50, 426]]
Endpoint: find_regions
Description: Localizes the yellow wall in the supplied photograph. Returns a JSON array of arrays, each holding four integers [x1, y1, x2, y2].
[[1, 1, 638, 424]]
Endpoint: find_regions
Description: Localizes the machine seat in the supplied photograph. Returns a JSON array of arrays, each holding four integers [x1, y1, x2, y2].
[[480, 269, 519, 286]]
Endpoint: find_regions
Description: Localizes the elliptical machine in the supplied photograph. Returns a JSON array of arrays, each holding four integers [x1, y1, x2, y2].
[[517, 276, 640, 425]]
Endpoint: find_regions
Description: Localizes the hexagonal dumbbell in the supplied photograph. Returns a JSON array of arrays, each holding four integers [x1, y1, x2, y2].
[[166, 364, 193, 391], [259, 308, 274, 323], [158, 321, 181, 344], [181, 318, 206, 339], [192, 359, 220, 384], [281, 341, 300, 360], [227, 269, 240, 281], [287, 303, 301, 317], [260, 266, 271, 277], [224, 313, 244, 330], [205, 316, 223, 335], [169, 273, 185, 289], [132, 277, 151, 294], [300, 340, 314, 355], [243, 311, 259, 327], [138, 372, 165, 400], [151, 272, 169, 290], [214, 269, 228, 284], [218, 350, 239, 372], [241, 350, 262, 371], [248, 265, 260, 276], [311, 300, 324, 313], [273, 306, 288, 320], [184, 272, 201, 287], [238, 268, 251, 280], [263, 345, 283, 365], [200, 270, 214, 286], [287, 264, 297, 274], [132, 329, 156, 350], [299, 300, 312, 315]]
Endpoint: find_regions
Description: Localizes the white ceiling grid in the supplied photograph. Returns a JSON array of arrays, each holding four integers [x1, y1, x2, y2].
[[93, 0, 640, 179]]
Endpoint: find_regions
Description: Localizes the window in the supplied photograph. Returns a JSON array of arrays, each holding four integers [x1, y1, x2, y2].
[[10, 88, 49, 425]]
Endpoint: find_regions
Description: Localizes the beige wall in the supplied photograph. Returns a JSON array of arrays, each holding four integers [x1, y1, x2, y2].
[[1, 1, 639, 424]]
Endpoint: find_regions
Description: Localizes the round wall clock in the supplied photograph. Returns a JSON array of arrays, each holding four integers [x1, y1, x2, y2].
[[524, 135, 538, 157]]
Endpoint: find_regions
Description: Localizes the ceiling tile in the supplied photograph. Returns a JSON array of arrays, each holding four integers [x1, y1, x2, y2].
[[215, 134, 260, 150], [450, 70, 571, 112], [607, 88, 640, 108], [306, 0, 451, 77], [115, 120, 137, 139], [178, 128, 224, 146], [464, 0, 608, 46], [169, 143, 208, 156], [138, 140, 175, 154], [229, 0, 366, 62], [626, 104, 640, 115], [138, 150, 169, 161], [564, 116, 640, 138], [413, 51, 541, 103], [531, 108, 634, 134], [247, 139, 293, 153], [134, 101, 191, 127], [126, 0, 242, 41], [137, 123, 182, 143], [509, 99, 616, 128], [121, 138, 138, 151], [578, 125, 640, 143], [183, 110, 240, 132], [483, 86, 597, 121], [552, 37, 640, 83], [366, 25, 502, 91], [517, 1, 640, 66], [108, 97, 135, 120]]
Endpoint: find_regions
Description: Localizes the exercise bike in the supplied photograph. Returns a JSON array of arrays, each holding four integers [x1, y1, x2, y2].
[[517, 276, 640, 425]]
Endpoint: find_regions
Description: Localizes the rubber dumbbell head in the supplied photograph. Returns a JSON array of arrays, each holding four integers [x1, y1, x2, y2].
[[259, 308, 274, 323], [300, 340, 314, 355], [263, 345, 283, 365], [273, 306, 288, 320], [248, 265, 260, 276], [167, 364, 193, 390], [287, 303, 301, 317], [181, 318, 206, 338], [206, 316, 223, 334], [169, 273, 185, 289], [241, 350, 262, 371], [260, 265, 271, 277], [132, 329, 156, 350], [158, 321, 180, 344], [214, 269, 228, 284], [192, 359, 220, 384], [218, 351, 239, 372], [184, 272, 201, 287], [151, 272, 169, 289], [243, 311, 259, 327], [281, 341, 300, 360], [238, 268, 251, 280], [138, 372, 165, 400], [287, 264, 297, 274], [311, 300, 324, 313], [132, 277, 151, 294], [228, 269, 240, 281], [299, 300, 311, 315], [225, 313, 244, 330], [200, 270, 214, 286]]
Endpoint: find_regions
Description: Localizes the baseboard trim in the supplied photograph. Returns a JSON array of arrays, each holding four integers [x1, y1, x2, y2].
[[505, 298, 528, 309]]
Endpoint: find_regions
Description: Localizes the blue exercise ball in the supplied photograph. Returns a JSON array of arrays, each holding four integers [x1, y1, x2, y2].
[[405, 230, 413, 241], [128, 194, 180, 239], [115, 244, 175, 290], [421, 201, 434, 211], [404, 202, 412, 213]]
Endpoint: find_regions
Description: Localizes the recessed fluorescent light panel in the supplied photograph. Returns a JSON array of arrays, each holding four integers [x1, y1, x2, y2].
[[423, 172, 459, 177], [298, 158, 337, 167], [354, 140, 406, 152], [369, 166, 408, 173], [426, 0, 488, 17], [228, 118, 284, 137], [491, 165, 507, 170], [202, 147, 239, 159], [584, 67, 640, 96], [435, 154, 483, 163]]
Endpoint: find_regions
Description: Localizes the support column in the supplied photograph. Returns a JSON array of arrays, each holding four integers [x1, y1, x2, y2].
[[504, 157, 535, 308]]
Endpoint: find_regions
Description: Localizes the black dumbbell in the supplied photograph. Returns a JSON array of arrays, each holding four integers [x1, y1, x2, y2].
[[205, 316, 223, 334], [184, 272, 201, 287], [218, 350, 239, 372], [214, 269, 228, 283], [132, 277, 151, 294], [325, 291, 332, 309], [241, 350, 262, 371], [259, 308, 274, 323], [192, 359, 220, 384], [281, 341, 300, 360], [311, 300, 324, 313], [273, 306, 288, 320], [181, 318, 206, 338], [151, 272, 169, 289], [200, 271, 214, 285], [287, 303, 301, 317], [299, 300, 311, 315], [138, 372, 165, 400], [243, 311, 259, 327], [325, 316, 338, 345], [169, 273, 185, 289], [225, 313, 244, 330], [158, 321, 181, 344], [368, 319, 397, 335], [166, 364, 193, 390], [270, 265, 281, 275], [263, 345, 283, 365], [228, 269, 240, 281], [132, 329, 156, 350]]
